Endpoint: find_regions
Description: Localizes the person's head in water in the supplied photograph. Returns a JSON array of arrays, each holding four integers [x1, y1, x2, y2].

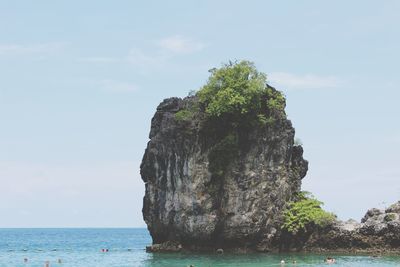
[[325, 257, 336, 264]]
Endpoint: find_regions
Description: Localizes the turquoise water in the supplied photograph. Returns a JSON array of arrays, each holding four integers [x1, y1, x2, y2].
[[0, 228, 399, 267]]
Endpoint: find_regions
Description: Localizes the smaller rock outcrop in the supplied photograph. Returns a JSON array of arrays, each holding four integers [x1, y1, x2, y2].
[[302, 201, 400, 252]]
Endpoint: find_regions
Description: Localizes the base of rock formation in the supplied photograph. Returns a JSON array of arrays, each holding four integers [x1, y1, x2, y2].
[[145, 201, 400, 254]]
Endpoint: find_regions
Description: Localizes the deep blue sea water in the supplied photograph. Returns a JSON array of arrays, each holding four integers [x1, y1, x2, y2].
[[1, 228, 400, 267]]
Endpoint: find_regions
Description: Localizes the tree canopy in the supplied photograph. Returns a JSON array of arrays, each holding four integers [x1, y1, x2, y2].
[[197, 60, 285, 120], [282, 191, 336, 234]]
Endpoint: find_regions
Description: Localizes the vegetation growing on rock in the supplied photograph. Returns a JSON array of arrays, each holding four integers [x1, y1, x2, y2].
[[384, 213, 396, 222], [196, 60, 285, 123], [282, 191, 336, 234], [180, 60, 289, 178], [175, 109, 193, 122], [175, 60, 286, 128]]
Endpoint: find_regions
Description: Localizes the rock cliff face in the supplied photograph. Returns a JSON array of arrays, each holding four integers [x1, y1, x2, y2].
[[141, 91, 308, 251]]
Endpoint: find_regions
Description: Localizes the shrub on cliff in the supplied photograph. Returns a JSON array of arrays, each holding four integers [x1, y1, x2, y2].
[[175, 109, 193, 121], [175, 60, 290, 179], [174, 99, 199, 122], [282, 191, 336, 234], [196, 60, 285, 122]]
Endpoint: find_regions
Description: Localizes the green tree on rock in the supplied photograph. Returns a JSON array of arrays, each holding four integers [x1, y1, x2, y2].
[[282, 192, 336, 234], [197, 60, 285, 121]]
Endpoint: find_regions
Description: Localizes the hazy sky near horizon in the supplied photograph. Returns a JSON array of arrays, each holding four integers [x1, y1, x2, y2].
[[1, 1, 400, 227]]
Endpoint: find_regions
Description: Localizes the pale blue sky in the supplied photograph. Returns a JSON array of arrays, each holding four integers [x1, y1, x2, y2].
[[1, 1, 399, 227]]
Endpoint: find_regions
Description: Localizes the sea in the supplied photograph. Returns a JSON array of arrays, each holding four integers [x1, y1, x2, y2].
[[0, 228, 399, 267]]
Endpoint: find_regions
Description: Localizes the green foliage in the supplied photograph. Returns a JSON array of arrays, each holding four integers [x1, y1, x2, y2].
[[197, 61, 285, 120], [208, 133, 239, 177], [265, 87, 286, 115], [175, 100, 200, 122], [282, 191, 336, 234], [257, 114, 276, 126], [194, 60, 288, 178], [384, 213, 396, 222], [257, 114, 268, 125], [175, 109, 193, 121]]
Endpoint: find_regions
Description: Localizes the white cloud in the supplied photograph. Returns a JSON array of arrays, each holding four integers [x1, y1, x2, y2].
[[268, 72, 341, 90], [78, 35, 205, 70], [100, 79, 139, 93], [0, 42, 65, 57], [158, 35, 205, 54]]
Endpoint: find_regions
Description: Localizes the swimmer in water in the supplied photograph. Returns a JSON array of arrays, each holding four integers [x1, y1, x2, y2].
[[24, 258, 28, 263], [280, 259, 285, 265], [325, 257, 336, 264], [44, 261, 50, 267]]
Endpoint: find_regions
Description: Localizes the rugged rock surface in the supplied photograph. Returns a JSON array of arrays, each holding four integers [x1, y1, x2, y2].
[[141, 91, 308, 251], [302, 201, 400, 252]]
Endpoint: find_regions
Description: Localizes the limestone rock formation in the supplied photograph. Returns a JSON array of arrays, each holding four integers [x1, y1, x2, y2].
[[141, 90, 308, 251], [303, 201, 400, 252]]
